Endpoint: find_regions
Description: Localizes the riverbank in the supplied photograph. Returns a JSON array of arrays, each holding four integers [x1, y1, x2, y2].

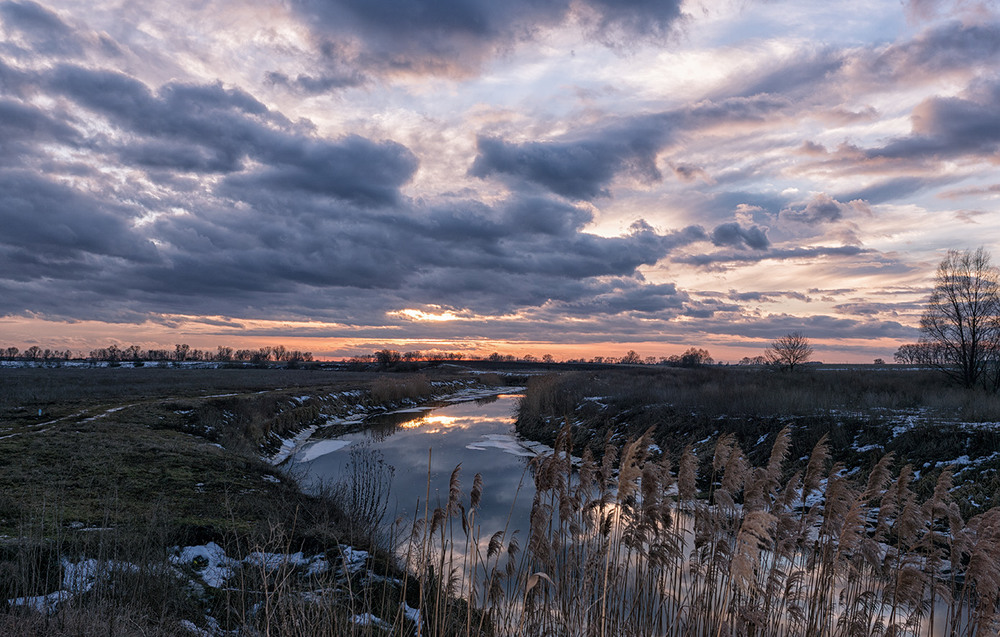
[[515, 366, 1000, 515], [0, 367, 520, 635]]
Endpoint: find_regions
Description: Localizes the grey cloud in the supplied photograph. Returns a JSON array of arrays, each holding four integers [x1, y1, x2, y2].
[[470, 123, 668, 200], [0, 0, 82, 56], [547, 280, 687, 316], [729, 290, 811, 303], [715, 48, 845, 101], [0, 99, 78, 163], [470, 94, 790, 201], [867, 80, 1000, 161], [834, 302, 898, 316], [677, 245, 867, 267], [46, 64, 417, 206], [681, 298, 741, 319], [781, 194, 868, 224], [264, 70, 367, 94], [224, 136, 418, 206], [0, 170, 155, 264], [289, 0, 684, 76], [502, 196, 593, 236], [869, 20, 1000, 78], [939, 183, 1000, 199], [680, 313, 913, 342], [710, 222, 769, 250], [835, 177, 938, 204], [123, 191, 703, 320]]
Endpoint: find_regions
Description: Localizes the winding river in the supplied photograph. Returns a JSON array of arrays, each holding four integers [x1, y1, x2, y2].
[[290, 393, 541, 540]]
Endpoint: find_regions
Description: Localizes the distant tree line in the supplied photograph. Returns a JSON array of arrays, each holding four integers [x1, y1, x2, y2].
[[0, 344, 314, 365], [1, 346, 74, 361], [893, 342, 951, 365], [353, 347, 717, 369]]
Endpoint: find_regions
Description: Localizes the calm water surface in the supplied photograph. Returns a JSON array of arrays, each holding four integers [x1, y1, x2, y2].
[[290, 393, 540, 538]]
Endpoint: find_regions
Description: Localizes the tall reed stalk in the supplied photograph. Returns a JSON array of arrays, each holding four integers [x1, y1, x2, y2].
[[396, 423, 1000, 636]]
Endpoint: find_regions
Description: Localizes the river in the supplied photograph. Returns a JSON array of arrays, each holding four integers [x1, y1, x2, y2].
[[290, 393, 540, 544]]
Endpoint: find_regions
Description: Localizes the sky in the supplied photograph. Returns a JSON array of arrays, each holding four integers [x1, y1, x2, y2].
[[1, 0, 999, 362]]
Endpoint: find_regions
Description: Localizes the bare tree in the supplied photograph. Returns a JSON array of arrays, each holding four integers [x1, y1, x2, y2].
[[374, 349, 402, 368], [619, 350, 642, 364], [920, 247, 1000, 390], [764, 332, 813, 371]]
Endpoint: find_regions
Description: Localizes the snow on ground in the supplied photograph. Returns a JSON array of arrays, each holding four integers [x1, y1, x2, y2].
[[352, 613, 392, 629], [172, 543, 233, 588], [854, 444, 883, 453], [170, 542, 343, 590], [7, 559, 142, 614]]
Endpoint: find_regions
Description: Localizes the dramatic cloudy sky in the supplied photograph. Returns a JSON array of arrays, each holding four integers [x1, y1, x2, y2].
[[1, 0, 998, 361]]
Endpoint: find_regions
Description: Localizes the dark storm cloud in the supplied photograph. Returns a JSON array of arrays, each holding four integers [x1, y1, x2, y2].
[[470, 123, 668, 200], [223, 135, 418, 206], [0, 0, 82, 56], [568, 282, 685, 315], [710, 222, 769, 250], [288, 0, 685, 75], [470, 95, 789, 201], [0, 59, 713, 324], [0, 99, 78, 163], [113, 187, 706, 321], [45, 64, 418, 205], [0, 169, 156, 264]]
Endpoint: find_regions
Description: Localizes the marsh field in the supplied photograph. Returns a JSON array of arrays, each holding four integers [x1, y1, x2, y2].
[[2, 364, 1000, 635]]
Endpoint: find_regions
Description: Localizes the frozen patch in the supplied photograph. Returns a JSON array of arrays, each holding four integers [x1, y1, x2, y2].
[[298, 439, 352, 462], [466, 434, 536, 457]]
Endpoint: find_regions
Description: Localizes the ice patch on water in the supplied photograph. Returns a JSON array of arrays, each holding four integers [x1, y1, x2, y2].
[[466, 434, 536, 457], [298, 439, 352, 462]]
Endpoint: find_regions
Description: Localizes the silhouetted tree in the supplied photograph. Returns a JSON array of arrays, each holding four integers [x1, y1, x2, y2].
[[620, 350, 642, 364], [764, 332, 813, 372], [920, 247, 1000, 390], [678, 347, 713, 367], [375, 349, 402, 368]]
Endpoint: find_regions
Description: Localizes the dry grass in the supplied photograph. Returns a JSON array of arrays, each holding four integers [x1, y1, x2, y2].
[[6, 367, 1000, 635], [389, 424, 1000, 636]]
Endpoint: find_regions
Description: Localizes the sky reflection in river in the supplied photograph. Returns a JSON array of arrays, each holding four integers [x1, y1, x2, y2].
[[292, 394, 538, 539]]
